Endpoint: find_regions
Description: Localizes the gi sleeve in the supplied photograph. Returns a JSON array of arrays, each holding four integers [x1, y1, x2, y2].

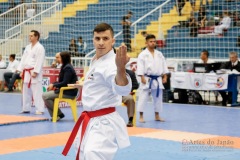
[[137, 53, 145, 76], [105, 65, 132, 96]]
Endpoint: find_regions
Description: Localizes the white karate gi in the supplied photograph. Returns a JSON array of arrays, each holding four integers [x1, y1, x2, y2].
[[17, 42, 45, 112], [137, 48, 169, 113], [214, 16, 231, 34], [74, 49, 132, 160]]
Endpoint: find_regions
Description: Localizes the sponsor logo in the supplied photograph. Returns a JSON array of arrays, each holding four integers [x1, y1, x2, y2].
[[194, 78, 202, 88], [216, 77, 224, 88]]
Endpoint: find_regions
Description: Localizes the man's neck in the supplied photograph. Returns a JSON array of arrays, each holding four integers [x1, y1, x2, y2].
[[31, 41, 38, 47], [148, 47, 154, 54]]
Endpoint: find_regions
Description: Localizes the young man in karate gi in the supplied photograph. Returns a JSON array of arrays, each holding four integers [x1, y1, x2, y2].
[[17, 30, 45, 114], [62, 23, 132, 160], [137, 34, 169, 123]]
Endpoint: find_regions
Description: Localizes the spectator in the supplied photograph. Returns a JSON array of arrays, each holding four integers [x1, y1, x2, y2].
[[213, 11, 231, 35], [198, 5, 207, 27], [42, 51, 78, 121], [0, 54, 6, 91], [69, 39, 78, 57], [141, 31, 148, 38], [189, 17, 199, 37], [51, 52, 62, 68], [77, 36, 87, 57], [3, 54, 20, 92], [121, 11, 133, 52], [141, 31, 148, 50], [176, 0, 185, 16], [219, 52, 240, 106], [122, 69, 139, 127], [0, 54, 6, 68], [190, 0, 196, 10]]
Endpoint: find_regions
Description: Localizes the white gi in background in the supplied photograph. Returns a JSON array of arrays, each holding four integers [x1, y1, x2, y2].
[[137, 48, 169, 113], [214, 16, 231, 34], [17, 42, 45, 113], [74, 49, 132, 160]]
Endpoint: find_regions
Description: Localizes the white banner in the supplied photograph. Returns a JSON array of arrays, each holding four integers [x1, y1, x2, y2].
[[171, 72, 229, 90]]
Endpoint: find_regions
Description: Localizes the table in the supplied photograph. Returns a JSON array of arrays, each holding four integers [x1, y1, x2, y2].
[[171, 72, 240, 106]]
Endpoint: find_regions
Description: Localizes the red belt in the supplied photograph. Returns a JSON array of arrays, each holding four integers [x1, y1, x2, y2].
[[62, 107, 116, 160], [22, 68, 34, 88]]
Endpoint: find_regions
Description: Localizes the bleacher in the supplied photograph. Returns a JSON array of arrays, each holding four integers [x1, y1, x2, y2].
[[40, 0, 173, 57], [162, 0, 240, 59]]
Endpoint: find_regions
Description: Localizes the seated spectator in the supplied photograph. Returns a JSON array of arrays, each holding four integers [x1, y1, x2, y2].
[[0, 54, 6, 91], [189, 17, 199, 37], [219, 52, 240, 106], [69, 39, 78, 57], [51, 52, 62, 68], [0, 54, 6, 69], [213, 11, 231, 35], [77, 36, 87, 57], [122, 69, 139, 127], [3, 54, 20, 92], [198, 5, 207, 27], [42, 51, 78, 121], [197, 50, 215, 64]]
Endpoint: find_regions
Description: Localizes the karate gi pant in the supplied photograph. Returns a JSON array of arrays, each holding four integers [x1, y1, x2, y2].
[[22, 82, 44, 112], [214, 25, 227, 34], [74, 112, 129, 160], [137, 88, 163, 113]]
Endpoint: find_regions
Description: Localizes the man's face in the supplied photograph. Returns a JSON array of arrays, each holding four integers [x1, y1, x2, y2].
[[79, 39, 83, 43], [55, 53, 61, 64], [93, 30, 115, 58], [9, 56, 13, 62], [146, 38, 156, 49], [29, 32, 38, 43], [127, 13, 132, 18], [230, 54, 238, 63], [200, 52, 207, 61]]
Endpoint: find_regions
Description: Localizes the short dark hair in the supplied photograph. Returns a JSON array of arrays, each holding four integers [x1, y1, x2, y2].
[[9, 54, 16, 60], [202, 50, 209, 58], [145, 34, 156, 41], [93, 23, 114, 37], [31, 30, 40, 40], [60, 51, 71, 68], [78, 36, 82, 40], [128, 11, 133, 15]]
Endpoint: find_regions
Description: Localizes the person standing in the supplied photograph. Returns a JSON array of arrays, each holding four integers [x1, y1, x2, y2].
[[17, 30, 45, 114], [121, 11, 133, 52], [62, 23, 132, 160], [137, 34, 169, 123], [77, 36, 87, 57], [42, 51, 78, 120]]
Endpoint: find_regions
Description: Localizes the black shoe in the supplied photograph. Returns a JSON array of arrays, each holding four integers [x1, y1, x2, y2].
[[51, 114, 65, 121], [127, 121, 133, 127], [19, 111, 30, 114]]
